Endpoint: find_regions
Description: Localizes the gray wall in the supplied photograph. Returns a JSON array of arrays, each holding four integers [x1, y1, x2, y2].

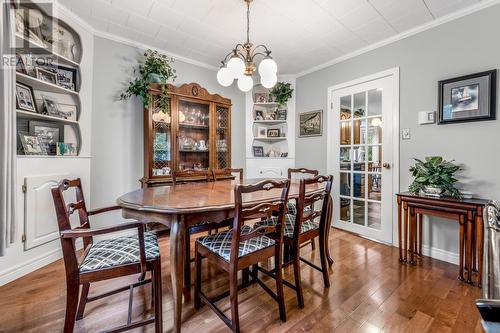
[[90, 36, 245, 224], [296, 5, 500, 258]]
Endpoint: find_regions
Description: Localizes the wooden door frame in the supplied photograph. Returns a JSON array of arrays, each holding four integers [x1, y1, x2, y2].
[[327, 67, 400, 246]]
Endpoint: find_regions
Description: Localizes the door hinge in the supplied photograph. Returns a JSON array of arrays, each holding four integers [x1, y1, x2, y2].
[[22, 184, 27, 193], [22, 234, 26, 242], [331, 102, 334, 110]]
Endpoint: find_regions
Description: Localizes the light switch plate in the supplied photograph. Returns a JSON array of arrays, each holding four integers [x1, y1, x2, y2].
[[402, 128, 411, 140], [418, 111, 435, 124]]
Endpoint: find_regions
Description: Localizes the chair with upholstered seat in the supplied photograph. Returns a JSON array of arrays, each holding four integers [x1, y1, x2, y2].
[[254, 175, 333, 308], [51, 178, 162, 333], [194, 179, 290, 333]]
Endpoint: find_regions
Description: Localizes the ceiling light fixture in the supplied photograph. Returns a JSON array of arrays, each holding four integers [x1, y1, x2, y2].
[[216, 0, 278, 92]]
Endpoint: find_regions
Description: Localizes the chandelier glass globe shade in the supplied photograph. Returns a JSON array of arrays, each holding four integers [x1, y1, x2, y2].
[[237, 75, 253, 92], [261, 74, 277, 89], [258, 58, 277, 78], [227, 56, 246, 79], [216, 67, 233, 87]]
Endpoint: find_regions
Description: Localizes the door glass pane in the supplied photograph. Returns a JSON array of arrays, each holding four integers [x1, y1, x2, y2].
[[340, 95, 351, 120], [368, 175, 381, 201], [178, 100, 210, 171], [368, 202, 381, 229], [340, 198, 351, 222], [216, 105, 229, 168], [340, 147, 351, 170], [367, 117, 382, 144], [367, 145, 381, 172], [368, 88, 382, 116], [340, 172, 351, 196], [340, 121, 351, 145], [353, 146, 365, 171], [353, 200, 365, 226], [353, 119, 366, 145], [353, 92, 366, 118], [353, 173, 364, 198], [152, 96, 172, 176]]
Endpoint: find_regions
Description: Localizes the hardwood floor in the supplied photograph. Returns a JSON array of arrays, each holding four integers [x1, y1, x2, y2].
[[0, 229, 483, 333]]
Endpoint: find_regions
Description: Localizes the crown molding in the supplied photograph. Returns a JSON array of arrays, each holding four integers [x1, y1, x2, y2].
[[296, 0, 500, 78], [54, 1, 218, 72]]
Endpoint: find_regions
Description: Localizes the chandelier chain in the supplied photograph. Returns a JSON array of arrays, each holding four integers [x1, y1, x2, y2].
[[246, 0, 250, 44]]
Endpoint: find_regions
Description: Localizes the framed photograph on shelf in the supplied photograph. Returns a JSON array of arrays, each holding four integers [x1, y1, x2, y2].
[[29, 121, 64, 155], [41, 95, 60, 117], [50, 65, 77, 91], [15, 82, 37, 113], [36, 67, 58, 85], [57, 103, 78, 121], [438, 70, 497, 124], [299, 110, 323, 137], [18, 131, 45, 155], [276, 109, 287, 120], [15, 53, 27, 74], [254, 92, 269, 103], [255, 110, 264, 121], [253, 146, 264, 157], [257, 126, 267, 138], [267, 128, 280, 137]]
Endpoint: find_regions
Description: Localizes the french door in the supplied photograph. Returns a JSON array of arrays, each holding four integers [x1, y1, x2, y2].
[[328, 70, 398, 244]]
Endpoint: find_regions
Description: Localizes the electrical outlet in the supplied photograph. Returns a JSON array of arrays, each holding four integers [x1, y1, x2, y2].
[[402, 128, 411, 140]]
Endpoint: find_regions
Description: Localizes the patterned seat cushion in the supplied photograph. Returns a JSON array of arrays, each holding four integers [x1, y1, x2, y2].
[[254, 214, 319, 238], [287, 201, 312, 215], [80, 231, 160, 272], [196, 225, 274, 261]]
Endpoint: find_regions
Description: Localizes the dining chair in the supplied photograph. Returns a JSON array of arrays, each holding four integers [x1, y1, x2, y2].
[[212, 168, 244, 182], [288, 167, 319, 250], [51, 178, 162, 333], [255, 175, 333, 308], [194, 179, 290, 333], [172, 169, 231, 298]]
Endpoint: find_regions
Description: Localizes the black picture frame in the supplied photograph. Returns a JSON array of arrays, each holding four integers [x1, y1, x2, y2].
[[438, 69, 497, 124], [253, 146, 264, 157], [267, 128, 280, 137], [15, 82, 37, 113], [48, 64, 78, 91], [29, 120, 64, 155]]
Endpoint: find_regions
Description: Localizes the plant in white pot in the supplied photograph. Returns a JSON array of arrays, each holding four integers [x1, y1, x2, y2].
[[408, 156, 462, 198]]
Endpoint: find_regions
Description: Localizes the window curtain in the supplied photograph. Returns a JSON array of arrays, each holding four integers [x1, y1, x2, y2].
[[0, 0, 17, 256]]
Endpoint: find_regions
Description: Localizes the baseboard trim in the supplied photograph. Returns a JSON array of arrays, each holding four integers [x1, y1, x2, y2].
[[0, 248, 63, 286], [421, 244, 459, 265]]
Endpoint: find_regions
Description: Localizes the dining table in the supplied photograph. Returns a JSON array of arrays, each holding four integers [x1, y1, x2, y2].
[[117, 178, 333, 333]]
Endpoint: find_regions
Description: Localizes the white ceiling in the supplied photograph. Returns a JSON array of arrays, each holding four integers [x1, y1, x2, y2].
[[59, 0, 487, 75]]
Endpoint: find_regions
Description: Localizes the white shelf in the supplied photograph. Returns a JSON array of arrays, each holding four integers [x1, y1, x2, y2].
[[16, 72, 79, 96], [253, 137, 287, 141], [16, 109, 78, 125], [253, 120, 287, 124], [15, 34, 80, 67]]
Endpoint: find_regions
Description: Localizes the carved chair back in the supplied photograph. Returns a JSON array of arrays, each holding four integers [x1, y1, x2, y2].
[[172, 169, 211, 185], [212, 168, 244, 182], [231, 179, 290, 263], [292, 175, 333, 241], [287, 168, 319, 180], [51, 178, 92, 274]]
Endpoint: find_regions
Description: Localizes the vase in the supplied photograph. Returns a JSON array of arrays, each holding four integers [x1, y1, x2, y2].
[[422, 185, 443, 197]]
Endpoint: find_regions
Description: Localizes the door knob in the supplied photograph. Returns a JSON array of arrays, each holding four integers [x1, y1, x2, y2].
[[382, 162, 391, 169]]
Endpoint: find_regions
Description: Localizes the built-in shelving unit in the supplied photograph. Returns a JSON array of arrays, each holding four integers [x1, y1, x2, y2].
[[245, 78, 296, 178], [14, 1, 82, 157]]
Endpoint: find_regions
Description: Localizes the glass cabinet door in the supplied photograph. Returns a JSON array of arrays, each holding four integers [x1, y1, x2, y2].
[[177, 99, 210, 171], [151, 96, 172, 177], [216, 105, 230, 169]]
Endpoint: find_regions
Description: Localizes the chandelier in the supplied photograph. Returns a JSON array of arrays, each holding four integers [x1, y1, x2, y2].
[[216, 0, 278, 92]]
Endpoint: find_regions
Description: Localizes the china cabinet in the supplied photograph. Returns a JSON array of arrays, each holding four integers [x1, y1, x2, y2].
[[141, 83, 232, 187]]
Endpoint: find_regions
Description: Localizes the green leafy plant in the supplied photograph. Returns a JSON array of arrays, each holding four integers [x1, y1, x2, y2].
[[120, 49, 176, 110], [409, 156, 462, 198], [270, 82, 293, 107]]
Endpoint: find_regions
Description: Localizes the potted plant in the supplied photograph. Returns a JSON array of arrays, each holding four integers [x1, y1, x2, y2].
[[269, 82, 293, 107], [408, 156, 462, 198], [120, 49, 176, 110]]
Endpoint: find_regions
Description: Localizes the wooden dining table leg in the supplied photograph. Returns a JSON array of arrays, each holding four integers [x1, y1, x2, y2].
[[170, 215, 186, 333], [403, 201, 408, 263], [476, 211, 484, 288], [417, 214, 422, 257], [466, 211, 473, 284], [458, 214, 465, 281], [409, 207, 416, 264], [397, 197, 402, 262]]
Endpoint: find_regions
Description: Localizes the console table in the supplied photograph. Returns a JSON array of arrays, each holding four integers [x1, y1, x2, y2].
[[396, 192, 488, 286]]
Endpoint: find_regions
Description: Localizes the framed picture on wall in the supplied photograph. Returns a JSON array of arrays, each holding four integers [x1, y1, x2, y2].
[[438, 70, 497, 124], [299, 110, 323, 137]]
